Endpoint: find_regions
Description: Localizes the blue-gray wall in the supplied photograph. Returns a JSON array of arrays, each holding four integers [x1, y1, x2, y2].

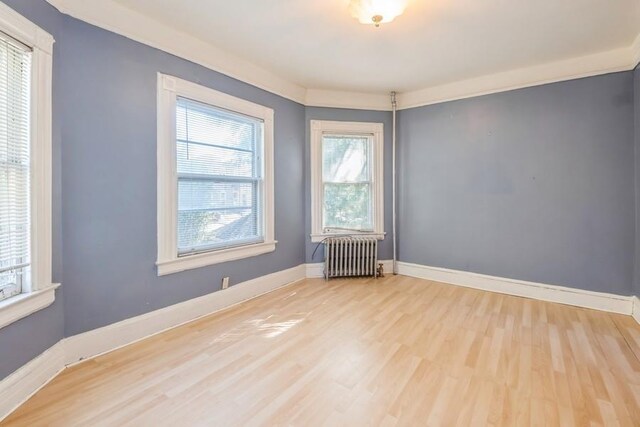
[[1, 0, 640, 383], [398, 72, 636, 295], [635, 64, 640, 296], [304, 107, 394, 263], [0, 0, 305, 379], [0, 0, 64, 381], [59, 18, 305, 336]]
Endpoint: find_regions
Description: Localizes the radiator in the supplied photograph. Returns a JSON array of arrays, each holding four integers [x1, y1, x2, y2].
[[324, 237, 378, 279]]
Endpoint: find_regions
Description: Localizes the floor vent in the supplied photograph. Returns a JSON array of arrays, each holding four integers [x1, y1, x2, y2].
[[324, 237, 378, 279]]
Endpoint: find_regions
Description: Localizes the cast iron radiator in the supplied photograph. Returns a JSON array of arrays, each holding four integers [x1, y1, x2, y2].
[[323, 237, 378, 279]]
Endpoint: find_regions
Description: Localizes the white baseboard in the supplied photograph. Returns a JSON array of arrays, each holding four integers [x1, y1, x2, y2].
[[305, 259, 394, 279], [2, 261, 638, 422], [305, 262, 324, 278], [0, 264, 306, 421], [632, 296, 640, 324], [397, 261, 635, 316], [0, 342, 65, 422], [64, 264, 306, 366]]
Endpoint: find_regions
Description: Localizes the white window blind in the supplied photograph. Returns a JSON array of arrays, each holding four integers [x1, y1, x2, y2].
[[322, 135, 374, 232], [0, 32, 31, 302], [176, 97, 264, 255]]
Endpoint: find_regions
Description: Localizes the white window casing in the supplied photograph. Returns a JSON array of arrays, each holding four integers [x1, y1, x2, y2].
[[0, 2, 57, 329], [156, 73, 276, 276], [310, 120, 384, 243]]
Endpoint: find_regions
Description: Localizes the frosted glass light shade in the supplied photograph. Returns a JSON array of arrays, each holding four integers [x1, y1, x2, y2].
[[349, 0, 408, 26]]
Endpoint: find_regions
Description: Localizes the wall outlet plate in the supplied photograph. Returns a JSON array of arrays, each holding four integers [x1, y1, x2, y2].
[[221, 277, 230, 290]]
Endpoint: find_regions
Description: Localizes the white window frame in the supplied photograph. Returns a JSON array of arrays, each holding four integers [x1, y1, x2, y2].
[[310, 120, 384, 243], [0, 3, 57, 330], [156, 73, 276, 276]]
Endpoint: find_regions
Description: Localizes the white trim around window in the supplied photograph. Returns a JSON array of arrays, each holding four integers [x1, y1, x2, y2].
[[156, 74, 276, 276], [310, 120, 384, 243], [0, 2, 56, 329]]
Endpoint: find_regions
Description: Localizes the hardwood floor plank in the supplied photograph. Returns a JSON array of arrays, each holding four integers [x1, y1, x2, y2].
[[2, 275, 639, 426]]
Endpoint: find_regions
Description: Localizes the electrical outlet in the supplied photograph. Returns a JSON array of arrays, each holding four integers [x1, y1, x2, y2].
[[221, 276, 230, 290]]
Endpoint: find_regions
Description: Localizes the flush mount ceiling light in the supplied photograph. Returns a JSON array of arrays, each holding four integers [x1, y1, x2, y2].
[[349, 0, 408, 27]]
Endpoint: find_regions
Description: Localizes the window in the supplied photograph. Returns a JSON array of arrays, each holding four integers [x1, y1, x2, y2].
[[157, 74, 275, 276], [310, 120, 384, 242], [0, 33, 31, 302], [0, 2, 55, 330], [176, 98, 264, 254]]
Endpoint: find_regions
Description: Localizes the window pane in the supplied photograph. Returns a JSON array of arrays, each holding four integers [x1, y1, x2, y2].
[[177, 98, 260, 152], [175, 96, 265, 255], [177, 140, 254, 177], [323, 183, 373, 231], [322, 135, 370, 182], [0, 33, 31, 301], [178, 179, 261, 253]]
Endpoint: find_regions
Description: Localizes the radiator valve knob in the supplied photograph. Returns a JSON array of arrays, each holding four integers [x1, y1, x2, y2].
[[377, 263, 384, 278]]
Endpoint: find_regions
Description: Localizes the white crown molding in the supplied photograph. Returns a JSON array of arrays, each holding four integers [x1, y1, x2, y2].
[[305, 89, 391, 111], [45, 0, 306, 104], [397, 262, 634, 315], [397, 46, 637, 110], [46, 0, 640, 112], [631, 33, 640, 71], [45, 0, 640, 111]]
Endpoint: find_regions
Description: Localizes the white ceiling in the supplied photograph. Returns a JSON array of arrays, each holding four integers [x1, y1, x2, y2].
[[111, 0, 640, 94]]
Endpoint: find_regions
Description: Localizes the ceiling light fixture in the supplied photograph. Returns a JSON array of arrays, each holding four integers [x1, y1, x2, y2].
[[349, 0, 408, 27]]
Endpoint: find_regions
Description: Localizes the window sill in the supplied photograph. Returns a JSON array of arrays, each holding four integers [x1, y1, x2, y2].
[[157, 241, 277, 276], [310, 232, 386, 243], [0, 283, 60, 330]]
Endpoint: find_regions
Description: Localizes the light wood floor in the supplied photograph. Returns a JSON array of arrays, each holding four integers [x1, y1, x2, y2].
[[3, 275, 640, 426]]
